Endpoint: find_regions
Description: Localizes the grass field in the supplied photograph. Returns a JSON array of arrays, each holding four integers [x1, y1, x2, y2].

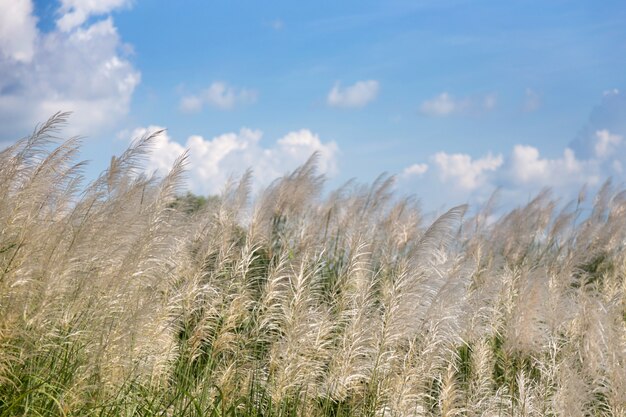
[[1, 113, 626, 416]]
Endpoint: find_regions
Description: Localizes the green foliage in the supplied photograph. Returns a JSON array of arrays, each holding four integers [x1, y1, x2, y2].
[[572, 251, 615, 290], [169, 192, 219, 215]]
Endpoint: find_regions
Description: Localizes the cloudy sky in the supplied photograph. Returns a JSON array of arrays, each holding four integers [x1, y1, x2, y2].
[[2, 0, 626, 210]]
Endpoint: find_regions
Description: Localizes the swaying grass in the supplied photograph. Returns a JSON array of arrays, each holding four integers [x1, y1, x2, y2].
[[1, 113, 626, 416]]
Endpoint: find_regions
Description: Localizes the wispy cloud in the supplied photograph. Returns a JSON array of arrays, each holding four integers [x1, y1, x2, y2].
[[420, 93, 462, 116], [327, 80, 379, 108], [523, 88, 541, 112], [180, 82, 258, 112], [402, 163, 429, 178], [483, 93, 497, 110], [419, 92, 496, 116], [268, 18, 284, 30]]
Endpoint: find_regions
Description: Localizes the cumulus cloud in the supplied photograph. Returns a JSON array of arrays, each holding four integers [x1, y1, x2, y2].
[[594, 129, 622, 158], [402, 163, 429, 178], [507, 145, 599, 186], [431, 152, 503, 190], [419, 92, 496, 116], [57, 0, 132, 32], [401, 90, 626, 209], [507, 125, 626, 191], [400, 129, 625, 207], [570, 90, 626, 159], [0, 0, 38, 63], [327, 80, 379, 108], [0, 1, 139, 139], [180, 82, 258, 112], [396, 151, 503, 209], [128, 127, 339, 195]]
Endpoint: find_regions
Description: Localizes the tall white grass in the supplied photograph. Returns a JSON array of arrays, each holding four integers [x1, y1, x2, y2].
[[1, 114, 626, 416]]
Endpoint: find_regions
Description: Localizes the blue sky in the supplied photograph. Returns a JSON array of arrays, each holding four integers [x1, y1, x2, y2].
[[2, 0, 626, 210]]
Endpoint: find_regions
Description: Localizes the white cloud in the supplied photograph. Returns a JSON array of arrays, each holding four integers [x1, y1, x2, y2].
[[275, 129, 338, 175], [420, 93, 460, 116], [327, 80, 379, 108], [129, 127, 339, 195], [419, 92, 496, 117], [431, 152, 503, 190], [179, 96, 203, 113], [180, 82, 258, 112], [401, 141, 616, 208], [401, 163, 428, 177], [594, 129, 622, 158], [0, 0, 38, 63], [0, 2, 139, 139], [523, 88, 541, 112], [570, 90, 626, 159], [402, 92, 626, 209], [57, 0, 132, 32], [508, 145, 548, 184], [509, 145, 588, 185]]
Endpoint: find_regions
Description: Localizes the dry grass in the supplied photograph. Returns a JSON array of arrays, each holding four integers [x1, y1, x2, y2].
[[1, 113, 626, 416]]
